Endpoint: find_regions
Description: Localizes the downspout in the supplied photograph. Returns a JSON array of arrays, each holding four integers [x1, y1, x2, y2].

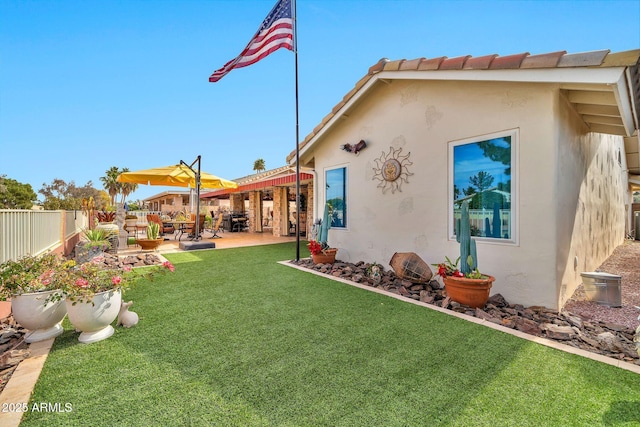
[[301, 167, 318, 234]]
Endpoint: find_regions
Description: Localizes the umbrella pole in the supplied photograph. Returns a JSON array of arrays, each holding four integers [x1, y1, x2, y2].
[[181, 155, 202, 241]]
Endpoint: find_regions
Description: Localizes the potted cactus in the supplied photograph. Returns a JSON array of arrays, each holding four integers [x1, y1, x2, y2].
[[135, 222, 163, 251], [307, 202, 338, 264], [433, 200, 494, 308]]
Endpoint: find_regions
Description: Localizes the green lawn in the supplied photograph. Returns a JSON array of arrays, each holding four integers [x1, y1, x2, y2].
[[21, 243, 640, 426]]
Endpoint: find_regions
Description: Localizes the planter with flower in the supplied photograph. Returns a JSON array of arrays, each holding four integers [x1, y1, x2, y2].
[[433, 200, 494, 308], [135, 222, 163, 251], [76, 228, 114, 263], [61, 256, 174, 343], [308, 203, 338, 264], [0, 253, 69, 342]]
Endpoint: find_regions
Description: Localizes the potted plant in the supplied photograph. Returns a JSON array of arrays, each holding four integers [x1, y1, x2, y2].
[[76, 228, 114, 263], [96, 210, 116, 223], [124, 214, 138, 230], [0, 253, 68, 342], [135, 222, 164, 251], [308, 202, 338, 264], [433, 200, 495, 308], [62, 256, 174, 343]]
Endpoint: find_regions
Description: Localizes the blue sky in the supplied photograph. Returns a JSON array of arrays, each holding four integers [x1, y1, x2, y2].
[[453, 137, 511, 191], [1, 0, 639, 203]]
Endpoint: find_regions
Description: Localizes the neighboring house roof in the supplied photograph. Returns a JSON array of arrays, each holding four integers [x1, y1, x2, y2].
[[201, 166, 313, 198], [143, 190, 190, 202], [288, 49, 640, 173]]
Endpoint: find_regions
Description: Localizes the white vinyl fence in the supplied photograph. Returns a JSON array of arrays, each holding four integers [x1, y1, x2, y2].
[[453, 208, 512, 239], [0, 210, 87, 263]]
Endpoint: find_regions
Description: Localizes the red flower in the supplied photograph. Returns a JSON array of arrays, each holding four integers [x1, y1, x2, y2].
[[307, 240, 323, 255], [163, 261, 175, 272]]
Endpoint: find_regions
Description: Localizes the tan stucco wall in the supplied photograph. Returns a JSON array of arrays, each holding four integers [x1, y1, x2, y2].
[[555, 94, 628, 308], [307, 79, 627, 309]]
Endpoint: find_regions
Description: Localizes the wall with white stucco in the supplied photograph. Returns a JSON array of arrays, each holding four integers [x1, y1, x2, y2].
[[305, 78, 627, 309], [554, 93, 628, 308]]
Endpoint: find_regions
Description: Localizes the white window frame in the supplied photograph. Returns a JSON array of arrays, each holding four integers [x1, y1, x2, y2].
[[324, 164, 348, 230], [448, 128, 519, 245]]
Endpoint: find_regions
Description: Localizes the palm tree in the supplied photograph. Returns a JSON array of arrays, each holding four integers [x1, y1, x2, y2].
[[118, 168, 138, 205], [100, 166, 121, 207], [253, 158, 266, 174]]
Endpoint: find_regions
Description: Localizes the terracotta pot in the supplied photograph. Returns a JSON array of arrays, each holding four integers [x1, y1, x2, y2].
[[135, 238, 163, 251], [66, 288, 121, 344], [312, 248, 338, 264], [0, 299, 11, 320], [443, 275, 495, 308]]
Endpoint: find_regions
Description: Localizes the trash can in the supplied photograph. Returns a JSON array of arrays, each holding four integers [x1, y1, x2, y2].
[[580, 272, 622, 307]]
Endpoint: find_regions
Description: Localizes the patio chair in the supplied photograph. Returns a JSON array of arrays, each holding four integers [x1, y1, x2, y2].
[[147, 214, 175, 236], [211, 215, 224, 238], [184, 214, 206, 239]]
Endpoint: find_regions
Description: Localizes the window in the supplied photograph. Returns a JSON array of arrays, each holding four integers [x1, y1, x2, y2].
[[326, 167, 347, 228], [449, 129, 517, 243]]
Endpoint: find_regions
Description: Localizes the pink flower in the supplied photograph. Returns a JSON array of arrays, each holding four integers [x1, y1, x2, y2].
[[75, 278, 89, 288], [163, 261, 175, 272], [91, 256, 105, 264], [111, 276, 122, 286], [123, 265, 132, 272], [38, 269, 55, 285]]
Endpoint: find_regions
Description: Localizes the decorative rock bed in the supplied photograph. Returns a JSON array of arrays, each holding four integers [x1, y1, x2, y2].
[[0, 315, 29, 393], [290, 258, 640, 365]]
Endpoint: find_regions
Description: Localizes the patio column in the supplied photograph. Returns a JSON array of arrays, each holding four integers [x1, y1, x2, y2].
[[248, 191, 263, 233], [272, 187, 289, 237], [230, 193, 244, 213]]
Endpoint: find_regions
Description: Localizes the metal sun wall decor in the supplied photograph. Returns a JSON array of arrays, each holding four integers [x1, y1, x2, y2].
[[372, 146, 414, 194]]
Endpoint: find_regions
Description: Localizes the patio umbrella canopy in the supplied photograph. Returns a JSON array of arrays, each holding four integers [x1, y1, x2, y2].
[[117, 164, 237, 189], [117, 156, 237, 240]]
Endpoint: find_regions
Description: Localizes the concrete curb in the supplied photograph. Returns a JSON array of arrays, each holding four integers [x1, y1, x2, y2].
[[0, 338, 55, 427]]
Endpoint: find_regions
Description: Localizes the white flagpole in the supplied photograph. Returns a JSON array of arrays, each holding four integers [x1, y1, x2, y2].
[[293, 0, 301, 261]]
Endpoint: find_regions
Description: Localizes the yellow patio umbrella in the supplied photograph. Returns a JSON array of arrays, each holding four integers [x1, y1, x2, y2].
[[117, 163, 237, 189], [117, 156, 237, 240]]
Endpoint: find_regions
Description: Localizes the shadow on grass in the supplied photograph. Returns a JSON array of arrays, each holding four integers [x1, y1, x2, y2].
[[602, 401, 640, 425]]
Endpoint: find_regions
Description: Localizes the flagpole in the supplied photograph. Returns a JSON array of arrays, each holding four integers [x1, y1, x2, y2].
[[293, 0, 301, 261]]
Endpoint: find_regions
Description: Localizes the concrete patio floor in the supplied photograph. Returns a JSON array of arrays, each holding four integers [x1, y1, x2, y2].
[[119, 229, 300, 256]]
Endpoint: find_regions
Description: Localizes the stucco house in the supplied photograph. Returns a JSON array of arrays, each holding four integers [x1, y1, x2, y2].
[[288, 49, 640, 309]]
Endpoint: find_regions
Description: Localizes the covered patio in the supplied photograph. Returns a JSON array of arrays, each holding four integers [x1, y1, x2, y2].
[[201, 166, 314, 238]]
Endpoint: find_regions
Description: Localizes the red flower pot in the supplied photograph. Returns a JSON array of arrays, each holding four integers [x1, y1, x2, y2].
[[311, 248, 338, 264], [443, 275, 495, 308]]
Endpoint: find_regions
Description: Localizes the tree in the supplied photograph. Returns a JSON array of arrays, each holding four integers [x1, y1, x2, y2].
[[469, 171, 494, 193], [100, 166, 121, 207], [477, 138, 511, 175], [253, 158, 266, 174], [117, 168, 138, 205], [0, 176, 37, 209], [39, 179, 104, 210]]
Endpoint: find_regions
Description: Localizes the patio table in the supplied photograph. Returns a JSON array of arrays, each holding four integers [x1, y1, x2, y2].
[[170, 220, 195, 240]]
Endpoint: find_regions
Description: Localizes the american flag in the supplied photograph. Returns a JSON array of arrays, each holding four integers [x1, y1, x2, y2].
[[209, 0, 293, 83]]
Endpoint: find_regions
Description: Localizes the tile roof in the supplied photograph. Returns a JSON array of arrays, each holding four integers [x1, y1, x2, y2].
[[287, 49, 640, 164]]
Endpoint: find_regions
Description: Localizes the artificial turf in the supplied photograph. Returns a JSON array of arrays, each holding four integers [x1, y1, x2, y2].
[[20, 242, 640, 426]]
